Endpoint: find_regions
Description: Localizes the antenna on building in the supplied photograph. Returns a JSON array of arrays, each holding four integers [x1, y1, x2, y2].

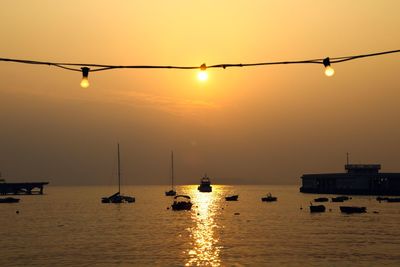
[[346, 152, 350, 165]]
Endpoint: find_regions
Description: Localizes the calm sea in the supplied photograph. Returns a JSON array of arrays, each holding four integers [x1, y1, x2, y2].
[[1, 185, 400, 266]]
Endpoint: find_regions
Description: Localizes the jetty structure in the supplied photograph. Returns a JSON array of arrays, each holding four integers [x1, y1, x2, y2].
[[300, 164, 400, 195], [0, 179, 49, 195]]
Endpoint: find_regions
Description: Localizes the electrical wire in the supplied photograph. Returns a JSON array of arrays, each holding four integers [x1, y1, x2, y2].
[[0, 49, 399, 72]]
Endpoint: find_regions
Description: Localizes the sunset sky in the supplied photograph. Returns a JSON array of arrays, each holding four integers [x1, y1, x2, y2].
[[0, 1, 399, 185]]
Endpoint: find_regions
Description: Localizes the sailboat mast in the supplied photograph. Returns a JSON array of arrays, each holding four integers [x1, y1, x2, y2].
[[118, 143, 121, 194], [171, 151, 174, 190]]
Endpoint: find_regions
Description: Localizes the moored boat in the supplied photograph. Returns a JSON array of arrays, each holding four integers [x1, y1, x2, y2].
[[340, 206, 366, 214], [198, 174, 212, 192], [261, 193, 277, 202], [0, 197, 20, 203], [225, 195, 239, 201], [314, 197, 329, 202], [171, 195, 193, 211], [165, 151, 176, 196], [376, 196, 389, 201], [309, 204, 325, 212], [101, 144, 135, 204], [386, 197, 400, 203], [332, 196, 351, 202]]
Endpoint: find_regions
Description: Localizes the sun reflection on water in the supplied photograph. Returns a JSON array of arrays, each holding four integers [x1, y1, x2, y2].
[[185, 185, 222, 266]]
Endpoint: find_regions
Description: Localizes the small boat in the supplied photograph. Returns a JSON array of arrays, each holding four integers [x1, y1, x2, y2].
[[261, 193, 277, 202], [101, 192, 134, 203], [331, 196, 351, 202], [165, 151, 176, 196], [314, 197, 329, 202], [376, 196, 389, 201], [225, 195, 239, 201], [0, 197, 20, 203], [386, 197, 400, 203], [340, 206, 366, 214], [198, 174, 212, 192], [171, 195, 193, 211], [101, 144, 135, 204], [309, 204, 326, 212]]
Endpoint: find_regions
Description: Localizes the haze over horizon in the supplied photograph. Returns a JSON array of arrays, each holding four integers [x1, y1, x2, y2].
[[1, 1, 400, 186]]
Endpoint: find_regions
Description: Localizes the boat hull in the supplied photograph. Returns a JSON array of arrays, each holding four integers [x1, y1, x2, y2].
[[340, 206, 366, 214], [0, 197, 20, 203], [261, 197, 277, 202], [310, 205, 326, 212], [198, 186, 212, 192], [101, 193, 135, 203], [165, 190, 177, 196], [171, 201, 192, 211], [225, 195, 239, 201], [314, 197, 329, 202]]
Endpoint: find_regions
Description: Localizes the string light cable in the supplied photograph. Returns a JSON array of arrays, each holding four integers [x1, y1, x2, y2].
[[0, 49, 399, 87]]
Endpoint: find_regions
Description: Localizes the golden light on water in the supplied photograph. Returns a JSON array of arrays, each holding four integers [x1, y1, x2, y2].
[[186, 186, 221, 266], [197, 71, 208, 81]]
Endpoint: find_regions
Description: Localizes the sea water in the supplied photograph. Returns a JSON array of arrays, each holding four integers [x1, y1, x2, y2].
[[1, 185, 400, 266]]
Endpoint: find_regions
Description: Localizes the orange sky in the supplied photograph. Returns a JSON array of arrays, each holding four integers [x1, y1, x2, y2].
[[0, 1, 399, 185]]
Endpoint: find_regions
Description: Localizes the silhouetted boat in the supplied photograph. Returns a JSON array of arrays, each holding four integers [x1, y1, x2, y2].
[[171, 195, 192, 211], [314, 197, 329, 202], [101, 144, 135, 204], [225, 195, 239, 201], [0, 197, 20, 203], [340, 206, 366, 214], [376, 196, 389, 201], [386, 197, 400, 202], [165, 151, 176, 196], [309, 204, 325, 212], [261, 193, 277, 202], [331, 196, 351, 202], [198, 174, 212, 192]]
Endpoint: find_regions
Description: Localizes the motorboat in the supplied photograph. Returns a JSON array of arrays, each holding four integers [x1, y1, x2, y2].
[[0, 197, 20, 203], [331, 196, 351, 202], [314, 197, 329, 202], [309, 204, 326, 212], [386, 197, 400, 203], [171, 195, 193, 211], [340, 206, 366, 214], [165, 151, 176, 196], [225, 195, 239, 201], [261, 193, 277, 202], [198, 174, 212, 192], [101, 144, 135, 204], [376, 196, 389, 201]]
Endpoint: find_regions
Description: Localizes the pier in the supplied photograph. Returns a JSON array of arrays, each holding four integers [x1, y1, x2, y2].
[[0, 182, 49, 195]]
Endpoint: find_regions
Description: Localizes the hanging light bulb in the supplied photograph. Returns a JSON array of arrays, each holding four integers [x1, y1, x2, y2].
[[197, 63, 208, 81], [323, 57, 335, 77], [80, 67, 90, 88]]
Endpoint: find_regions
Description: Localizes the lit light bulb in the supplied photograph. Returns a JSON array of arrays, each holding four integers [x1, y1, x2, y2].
[[197, 63, 208, 81], [80, 67, 90, 88], [323, 57, 334, 77], [324, 66, 335, 77], [198, 71, 208, 81]]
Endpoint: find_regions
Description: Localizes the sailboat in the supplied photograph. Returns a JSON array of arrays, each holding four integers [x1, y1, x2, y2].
[[101, 144, 135, 203], [165, 151, 176, 196]]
